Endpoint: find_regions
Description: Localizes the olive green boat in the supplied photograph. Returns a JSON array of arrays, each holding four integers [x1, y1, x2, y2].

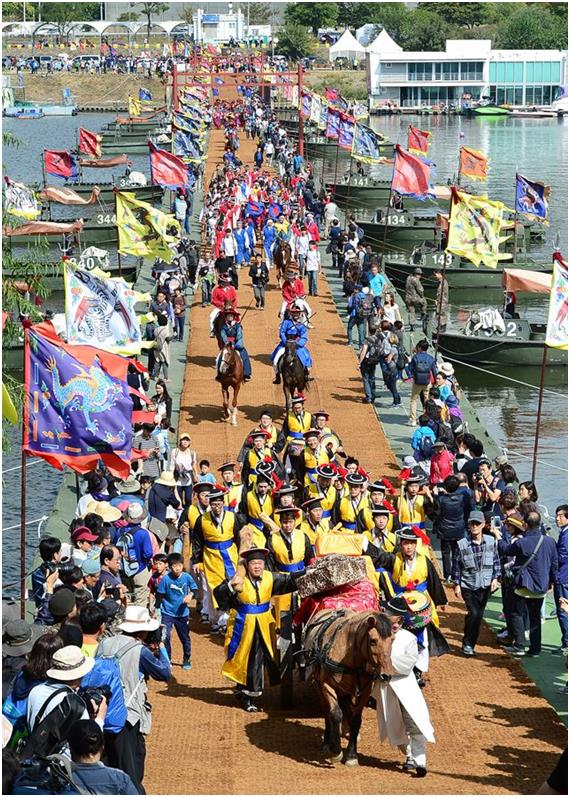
[[436, 319, 567, 367], [327, 179, 451, 211], [102, 140, 170, 156], [7, 217, 119, 248], [383, 249, 553, 292], [100, 128, 168, 141], [306, 136, 395, 161], [68, 183, 164, 204]]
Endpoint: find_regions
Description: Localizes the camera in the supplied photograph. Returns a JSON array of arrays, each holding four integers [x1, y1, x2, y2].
[[77, 685, 112, 718], [144, 625, 165, 650], [103, 585, 122, 601]]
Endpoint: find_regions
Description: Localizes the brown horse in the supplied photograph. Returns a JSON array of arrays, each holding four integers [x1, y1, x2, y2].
[[273, 238, 293, 288], [218, 343, 244, 426], [280, 339, 309, 411], [303, 610, 393, 766]]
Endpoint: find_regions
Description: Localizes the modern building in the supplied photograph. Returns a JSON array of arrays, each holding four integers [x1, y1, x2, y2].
[[367, 33, 568, 108]]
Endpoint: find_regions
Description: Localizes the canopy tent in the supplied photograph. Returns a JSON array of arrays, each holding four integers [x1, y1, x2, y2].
[[329, 29, 366, 62], [365, 28, 403, 56], [503, 269, 552, 294]]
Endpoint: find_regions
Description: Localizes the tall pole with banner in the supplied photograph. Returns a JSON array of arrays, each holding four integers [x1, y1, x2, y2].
[[297, 62, 304, 158]]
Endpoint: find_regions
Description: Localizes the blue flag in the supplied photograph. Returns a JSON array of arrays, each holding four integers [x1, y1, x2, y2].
[[173, 130, 202, 160], [515, 173, 549, 222], [352, 122, 384, 163], [139, 88, 152, 101]]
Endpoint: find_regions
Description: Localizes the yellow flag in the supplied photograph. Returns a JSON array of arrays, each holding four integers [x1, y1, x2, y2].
[[128, 96, 141, 117], [2, 382, 18, 424], [446, 189, 510, 268], [115, 192, 180, 262]]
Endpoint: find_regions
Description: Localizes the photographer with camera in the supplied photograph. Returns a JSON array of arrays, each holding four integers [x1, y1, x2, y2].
[[473, 459, 505, 519], [31, 537, 62, 609], [94, 545, 128, 602], [95, 606, 171, 791]]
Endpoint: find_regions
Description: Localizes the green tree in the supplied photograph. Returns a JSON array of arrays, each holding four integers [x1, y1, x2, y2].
[[245, 2, 272, 25], [130, 2, 169, 37], [285, 3, 339, 34], [40, 3, 99, 41], [117, 11, 140, 22], [400, 8, 450, 51], [417, 3, 490, 29], [275, 21, 315, 61], [2, 2, 38, 21], [497, 6, 568, 49]]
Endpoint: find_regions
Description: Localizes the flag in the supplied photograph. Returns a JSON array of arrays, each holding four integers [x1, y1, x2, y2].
[[325, 109, 340, 140], [148, 141, 190, 189], [546, 252, 568, 349], [408, 126, 431, 156], [214, 77, 224, 85], [515, 174, 550, 223], [446, 188, 509, 268], [267, 202, 283, 220], [4, 177, 40, 220], [212, 87, 219, 97], [391, 144, 434, 200], [43, 150, 78, 181], [78, 155, 130, 168], [325, 87, 339, 102], [301, 91, 312, 119], [338, 114, 355, 151], [173, 130, 203, 161], [172, 111, 203, 134], [78, 128, 102, 158], [352, 123, 383, 164], [39, 186, 101, 206], [23, 322, 134, 478], [3, 219, 84, 237], [310, 93, 322, 126], [115, 191, 180, 262], [64, 266, 145, 354], [318, 103, 328, 131], [460, 146, 488, 181], [245, 200, 264, 218], [139, 88, 152, 101], [128, 96, 142, 117]]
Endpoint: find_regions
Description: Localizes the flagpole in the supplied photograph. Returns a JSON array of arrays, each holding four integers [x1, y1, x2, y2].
[[434, 188, 455, 357], [297, 62, 304, 158], [20, 332, 29, 620], [531, 343, 549, 482], [114, 191, 122, 277], [457, 146, 462, 188], [513, 170, 518, 265]]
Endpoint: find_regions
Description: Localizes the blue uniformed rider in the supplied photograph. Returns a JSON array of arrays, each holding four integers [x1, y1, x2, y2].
[[217, 308, 252, 382], [272, 304, 312, 384]]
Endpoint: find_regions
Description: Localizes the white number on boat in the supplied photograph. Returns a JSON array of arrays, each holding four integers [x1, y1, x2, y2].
[[96, 214, 116, 225], [388, 215, 406, 225], [81, 256, 95, 270], [505, 322, 517, 337], [434, 253, 453, 266]]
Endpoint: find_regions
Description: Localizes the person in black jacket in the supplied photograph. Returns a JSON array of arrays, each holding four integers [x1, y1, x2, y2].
[[248, 253, 269, 310], [431, 475, 473, 582]]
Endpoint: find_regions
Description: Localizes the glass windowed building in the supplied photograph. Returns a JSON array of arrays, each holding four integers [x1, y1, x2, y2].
[[367, 36, 568, 109]]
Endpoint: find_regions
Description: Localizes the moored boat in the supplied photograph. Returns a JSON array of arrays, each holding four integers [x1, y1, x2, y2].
[[327, 179, 450, 211], [4, 102, 76, 117]]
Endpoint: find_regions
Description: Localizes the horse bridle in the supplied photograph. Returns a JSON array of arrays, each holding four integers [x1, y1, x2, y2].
[[219, 345, 234, 375]]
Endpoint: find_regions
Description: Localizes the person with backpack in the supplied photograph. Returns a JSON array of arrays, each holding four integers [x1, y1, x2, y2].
[[116, 504, 154, 608], [358, 329, 384, 404], [2, 621, 44, 702], [404, 267, 427, 333], [24, 646, 107, 761], [429, 441, 455, 486], [347, 285, 371, 348], [411, 414, 437, 468], [3, 633, 64, 754], [407, 339, 438, 427], [96, 606, 171, 790], [430, 474, 473, 582]]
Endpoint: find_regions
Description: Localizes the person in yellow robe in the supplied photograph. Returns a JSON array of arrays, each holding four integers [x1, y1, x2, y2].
[[214, 545, 299, 712], [179, 482, 211, 621], [241, 428, 280, 488], [395, 474, 434, 532], [279, 394, 312, 444], [360, 480, 398, 534], [338, 472, 368, 532], [192, 487, 243, 633], [300, 496, 330, 548], [266, 507, 311, 626], [272, 484, 302, 527], [241, 472, 274, 539], [302, 428, 330, 487], [218, 461, 244, 513], [307, 463, 340, 524], [311, 409, 346, 458], [362, 507, 398, 601]]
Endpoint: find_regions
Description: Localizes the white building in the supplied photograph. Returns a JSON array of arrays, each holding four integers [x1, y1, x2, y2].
[[367, 33, 568, 108]]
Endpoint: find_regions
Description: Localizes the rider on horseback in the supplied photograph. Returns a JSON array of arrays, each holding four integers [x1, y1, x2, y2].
[[210, 273, 237, 337], [279, 269, 313, 323], [272, 304, 313, 385], [217, 309, 252, 382]]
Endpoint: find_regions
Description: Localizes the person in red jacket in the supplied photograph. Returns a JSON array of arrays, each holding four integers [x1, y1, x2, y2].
[[429, 441, 455, 486], [210, 274, 238, 337], [279, 269, 312, 321]]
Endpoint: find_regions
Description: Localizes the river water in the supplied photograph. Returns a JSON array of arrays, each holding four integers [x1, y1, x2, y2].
[[1, 112, 568, 587]]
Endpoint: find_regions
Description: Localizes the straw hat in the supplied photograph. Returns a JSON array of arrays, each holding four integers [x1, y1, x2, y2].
[[116, 475, 141, 494], [118, 606, 160, 634], [156, 471, 177, 487], [85, 501, 122, 523], [46, 645, 95, 681], [439, 361, 455, 377]]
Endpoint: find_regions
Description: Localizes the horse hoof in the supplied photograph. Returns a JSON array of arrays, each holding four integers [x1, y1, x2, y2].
[[327, 752, 343, 763], [343, 758, 359, 768]]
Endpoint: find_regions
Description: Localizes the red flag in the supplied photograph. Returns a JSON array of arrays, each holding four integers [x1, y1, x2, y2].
[[148, 140, 189, 189], [43, 150, 78, 180], [325, 87, 339, 101], [78, 127, 102, 158], [391, 144, 433, 200], [407, 125, 431, 156], [459, 146, 488, 181]]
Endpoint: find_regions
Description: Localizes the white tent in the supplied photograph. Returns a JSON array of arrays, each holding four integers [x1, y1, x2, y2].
[[356, 24, 378, 47], [329, 29, 366, 62], [366, 28, 403, 55]]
